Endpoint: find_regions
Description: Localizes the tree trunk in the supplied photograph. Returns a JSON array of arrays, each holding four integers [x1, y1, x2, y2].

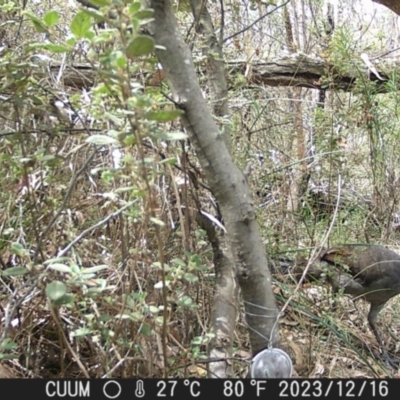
[[189, 0, 238, 378], [146, 0, 279, 358]]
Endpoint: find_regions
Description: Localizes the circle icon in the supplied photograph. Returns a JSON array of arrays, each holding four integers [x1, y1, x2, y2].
[[103, 381, 122, 399]]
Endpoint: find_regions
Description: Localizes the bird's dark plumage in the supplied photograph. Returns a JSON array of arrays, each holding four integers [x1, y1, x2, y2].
[[316, 245, 400, 366]]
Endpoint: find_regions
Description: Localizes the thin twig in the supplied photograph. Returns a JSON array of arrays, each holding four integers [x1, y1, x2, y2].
[[57, 200, 138, 258], [48, 300, 90, 378], [223, 0, 291, 43]]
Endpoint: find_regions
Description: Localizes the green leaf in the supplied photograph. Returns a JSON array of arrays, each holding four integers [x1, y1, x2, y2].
[[82, 265, 108, 274], [44, 257, 72, 264], [28, 43, 71, 53], [77, 273, 96, 280], [2, 267, 29, 277], [87, 287, 104, 296], [183, 272, 199, 283], [0, 339, 18, 351], [177, 295, 197, 308], [42, 44, 71, 53], [71, 328, 91, 337], [146, 109, 184, 122], [66, 37, 77, 47], [40, 155, 57, 162], [46, 281, 67, 301], [10, 242, 29, 257], [129, 311, 145, 321], [87, 0, 110, 6], [24, 11, 48, 33], [70, 11, 92, 39], [139, 323, 152, 336], [44, 11, 59, 27], [85, 31, 95, 40], [159, 157, 177, 165], [135, 9, 154, 19], [70, 264, 81, 274], [126, 35, 154, 58], [48, 263, 72, 273], [86, 135, 118, 145], [80, 8, 106, 24], [172, 258, 186, 267], [0, 354, 18, 360], [129, 3, 141, 15], [0, 2, 18, 12], [157, 131, 188, 141], [115, 53, 127, 69], [40, 154, 63, 167], [52, 293, 75, 306]]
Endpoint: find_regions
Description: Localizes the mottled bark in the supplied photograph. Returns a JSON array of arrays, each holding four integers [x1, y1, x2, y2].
[[189, 0, 237, 378]]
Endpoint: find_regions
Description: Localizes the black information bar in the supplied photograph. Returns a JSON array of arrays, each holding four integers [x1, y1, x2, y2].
[[0, 379, 395, 399]]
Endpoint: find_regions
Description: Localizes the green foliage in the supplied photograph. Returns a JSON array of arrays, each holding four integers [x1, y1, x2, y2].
[[45, 260, 110, 308], [46, 280, 67, 302], [0, 338, 18, 361], [43, 11, 59, 27], [70, 11, 93, 39], [10, 242, 29, 257], [146, 109, 185, 122], [327, 26, 357, 74], [0, 0, 202, 378], [86, 135, 119, 145], [2, 266, 29, 276], [23, 11, 49, 33], [126, 35, 155, 57], [28, 43, 72, 52], [0, 1, 18, 12], [89, 0, 111, 6]]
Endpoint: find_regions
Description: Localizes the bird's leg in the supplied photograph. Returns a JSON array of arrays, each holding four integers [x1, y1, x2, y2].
[[368, 303, 399, 368]]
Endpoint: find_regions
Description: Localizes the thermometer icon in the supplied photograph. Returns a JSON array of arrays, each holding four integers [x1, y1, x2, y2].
[[135, 380, 145, 398]]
